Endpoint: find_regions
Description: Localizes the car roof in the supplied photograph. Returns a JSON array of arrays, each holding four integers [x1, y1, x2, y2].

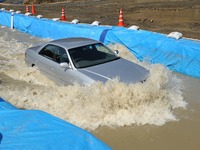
[[48, 38, 100, 50]]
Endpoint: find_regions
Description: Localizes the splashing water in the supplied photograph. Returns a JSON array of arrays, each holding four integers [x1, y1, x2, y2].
[[0, 27, 187, 130]]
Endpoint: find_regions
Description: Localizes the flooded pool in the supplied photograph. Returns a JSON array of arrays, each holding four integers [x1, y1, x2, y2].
[[0, 26, 199, 149]]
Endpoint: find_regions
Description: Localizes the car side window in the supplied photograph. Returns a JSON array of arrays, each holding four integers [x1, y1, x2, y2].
[[39, 45, 55, 60], [39, 45, 69, 64], [56, 47, 69, 64]]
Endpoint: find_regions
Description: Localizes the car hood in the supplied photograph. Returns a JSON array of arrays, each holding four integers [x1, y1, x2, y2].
[[78, 58, 149, 84]]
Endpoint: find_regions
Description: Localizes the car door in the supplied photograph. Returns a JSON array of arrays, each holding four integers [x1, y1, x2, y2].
[[50, 46, 79, 85], [36, 44, 56, 79]]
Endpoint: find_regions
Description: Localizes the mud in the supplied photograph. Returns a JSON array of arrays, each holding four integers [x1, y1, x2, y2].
[[1, 0, 200, 39]]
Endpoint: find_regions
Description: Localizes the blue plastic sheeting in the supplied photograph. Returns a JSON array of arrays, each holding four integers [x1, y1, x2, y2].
[[0, 11, 112, 40], [0, 11, 11, 27], [12, 13, 112, 40], [0, 98, 111, 150], [104, 27, 200, 78], [0, 98, 17, 111], [0, 11, 200, 78]]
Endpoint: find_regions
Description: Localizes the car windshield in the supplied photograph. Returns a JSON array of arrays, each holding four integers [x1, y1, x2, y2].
[[68, 43, 120, 68]]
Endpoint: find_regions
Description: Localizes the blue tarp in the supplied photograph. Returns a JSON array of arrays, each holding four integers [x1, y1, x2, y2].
[[13, 13, 112, 40], [104, 27, 200, 78], [0, 98, 17, 111], [0, 98, 111, 150], [0, 10, 200, 78]]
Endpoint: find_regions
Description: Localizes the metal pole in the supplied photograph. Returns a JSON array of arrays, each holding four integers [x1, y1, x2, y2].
[[11, 12, 14, 29]]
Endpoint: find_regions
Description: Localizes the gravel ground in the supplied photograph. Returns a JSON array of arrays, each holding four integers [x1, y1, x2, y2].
[[1, 0, 200, 39]]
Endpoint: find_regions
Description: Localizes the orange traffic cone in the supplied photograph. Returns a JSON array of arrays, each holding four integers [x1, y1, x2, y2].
[[32, 4, 36, 15], [60, 7, 67, 21], [118, 8, 125, 27], [26, 5, 29, 13]]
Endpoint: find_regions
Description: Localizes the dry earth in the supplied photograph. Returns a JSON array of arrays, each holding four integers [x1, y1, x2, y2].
[[1, 0, 200, 39]]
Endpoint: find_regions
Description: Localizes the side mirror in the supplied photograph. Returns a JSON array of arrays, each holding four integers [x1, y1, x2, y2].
[[60, 62, 71, 69], [114, 50, 119, 55]]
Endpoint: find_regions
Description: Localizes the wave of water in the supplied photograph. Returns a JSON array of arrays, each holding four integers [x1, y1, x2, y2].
[[0, 27, 187, 130]]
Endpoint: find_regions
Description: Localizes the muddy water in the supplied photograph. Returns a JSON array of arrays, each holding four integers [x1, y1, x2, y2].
[[0, 26, 200, 150], [93, 74, 200, 150]]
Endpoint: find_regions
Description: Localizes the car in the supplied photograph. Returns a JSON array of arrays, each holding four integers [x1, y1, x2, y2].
[[25, 37, 149, 85]]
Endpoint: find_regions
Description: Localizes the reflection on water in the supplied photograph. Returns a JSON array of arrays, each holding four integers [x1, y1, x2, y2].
[[0, 27, 200, 149]]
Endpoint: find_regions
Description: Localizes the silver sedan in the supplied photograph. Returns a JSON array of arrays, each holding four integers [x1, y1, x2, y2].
[[25, 38, 149, 85]]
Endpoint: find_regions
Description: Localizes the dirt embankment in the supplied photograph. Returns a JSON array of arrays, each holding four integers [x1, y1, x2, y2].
[[1, 0, 200, 39]]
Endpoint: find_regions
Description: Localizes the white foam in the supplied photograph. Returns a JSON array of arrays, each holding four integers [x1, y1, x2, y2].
[[0, 28, 187, 130]]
